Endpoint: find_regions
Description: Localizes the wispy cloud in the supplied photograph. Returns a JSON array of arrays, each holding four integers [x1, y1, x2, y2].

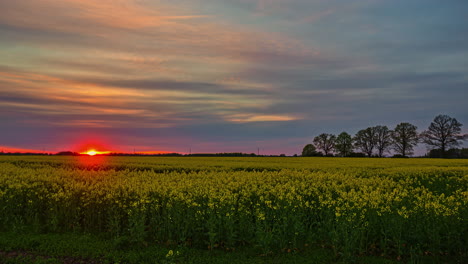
[[0, 0, 208, 33], [225, 114, 302, 123], [0, 0, 467, 154]]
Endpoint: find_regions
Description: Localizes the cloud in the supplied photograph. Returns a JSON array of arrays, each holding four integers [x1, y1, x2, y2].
[[0, 0, 208, 33], [0, 66, 282, 129], [0, 0, 467, 155], [225, 113, 302, 123], [0, 0, 313, 64]]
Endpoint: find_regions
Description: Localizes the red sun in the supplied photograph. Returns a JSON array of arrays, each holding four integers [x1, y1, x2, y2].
[[80, 149, 111, 156], [75, 139, 114, 156]]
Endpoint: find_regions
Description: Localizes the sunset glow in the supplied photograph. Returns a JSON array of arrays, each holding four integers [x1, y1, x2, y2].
[[86, 150, 97, 156], [81, 149, 111, 156], [0, 0, 467, 155]]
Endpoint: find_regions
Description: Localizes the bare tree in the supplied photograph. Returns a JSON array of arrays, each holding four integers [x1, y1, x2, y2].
[[354, 127, 377, 157], [374, 125, 392, 157], [334, 132, 353, 157], [391, 122, 419, 157], [313, 133, 336, 156], [421, 114, 464, 156]]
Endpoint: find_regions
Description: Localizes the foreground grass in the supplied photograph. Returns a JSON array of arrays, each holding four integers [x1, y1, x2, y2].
[[0, 231, 401, 264], [1, 231, 461, 264], [0, 231, 332, 264]]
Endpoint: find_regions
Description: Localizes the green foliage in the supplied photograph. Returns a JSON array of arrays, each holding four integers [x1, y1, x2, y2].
[[313, 133, 336, 156], [334, 132, 353, 157], [301, 144, 318, 157], [428, 148, 468, 159], [0, 156, 467, 263], [0, 230, 339, 264]]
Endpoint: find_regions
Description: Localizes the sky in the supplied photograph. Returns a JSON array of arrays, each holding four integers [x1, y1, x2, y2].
[[0, 0, 467, 155]]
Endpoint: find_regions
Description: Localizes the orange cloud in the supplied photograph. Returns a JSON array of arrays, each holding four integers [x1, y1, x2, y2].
[[0, 0, 316, 65], [0, 0, 208, 34], [0, 0, 322, 131], [225, 114, 302, 123]]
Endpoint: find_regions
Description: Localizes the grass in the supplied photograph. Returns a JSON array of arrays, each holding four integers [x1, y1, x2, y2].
[[0, 231, 341, 264], [0, 230, 461, 263]]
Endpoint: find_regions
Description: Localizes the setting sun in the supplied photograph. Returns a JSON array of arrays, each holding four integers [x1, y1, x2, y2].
[[86, 150, 97, 156], [80, 149, 111, 156]]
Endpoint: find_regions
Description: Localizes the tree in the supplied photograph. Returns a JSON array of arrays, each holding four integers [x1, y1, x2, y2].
[[354, 127, 377, 157], [313, 133, 336, 156], [391, 122, 419, 157], [461, 148, 468, 158], [302, 144, 318, 157], [374, 125, 392, 157], [334, 132, 353, 157], [420, 114, 464, 156]]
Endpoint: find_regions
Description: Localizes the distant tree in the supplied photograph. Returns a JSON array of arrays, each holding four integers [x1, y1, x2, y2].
[[302, 144, 318, 157], [420, 114, 464, 157], [427, 149, 443, 158], [354, 127, 377, 157], [334, 132, 353, 157], [56, 151, 79, 156], [391, 122, 419, 157], [349, 152, 366, 157], [446, 148, 463, 159], [461, 148, 468, 158], [313, 133, 336, 156], [374, 125, 392, 157], [428, 148, 468, 159], [391, 154, 409, 158]]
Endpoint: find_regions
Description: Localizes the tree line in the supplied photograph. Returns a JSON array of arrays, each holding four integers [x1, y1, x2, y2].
[[302, 114, 467, 158]]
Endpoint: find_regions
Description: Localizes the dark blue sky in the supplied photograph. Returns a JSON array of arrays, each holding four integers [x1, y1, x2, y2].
[[0, 0, 466, 155]]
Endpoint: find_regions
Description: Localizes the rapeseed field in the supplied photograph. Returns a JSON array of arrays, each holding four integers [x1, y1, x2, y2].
[[0, 156, 466, 262]]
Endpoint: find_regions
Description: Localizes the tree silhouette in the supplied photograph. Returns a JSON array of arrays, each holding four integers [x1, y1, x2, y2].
[[354, 127, 377, 157], [421, 114, 464, 156], [334, 132, 353, 157], [375, 125, 392, 157], [392, 122, 419, 157], [313, 133, 336, 156], [302, 144, 318, 157]]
